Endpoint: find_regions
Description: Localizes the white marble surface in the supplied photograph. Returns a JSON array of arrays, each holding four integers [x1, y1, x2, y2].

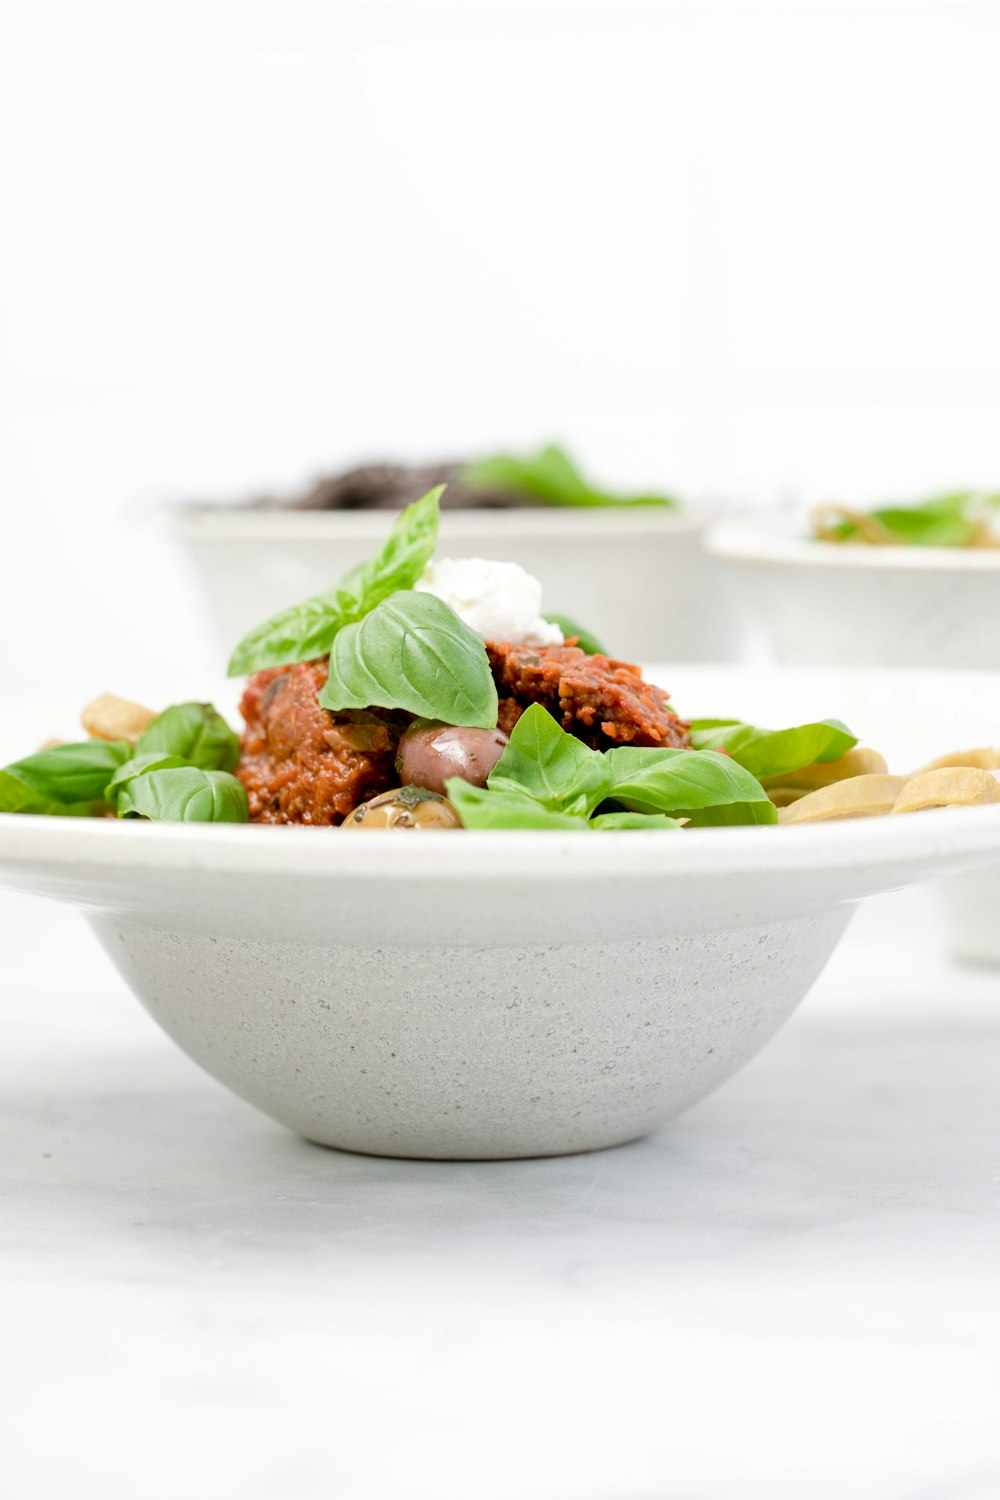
[[2, 885, 999, 1500]]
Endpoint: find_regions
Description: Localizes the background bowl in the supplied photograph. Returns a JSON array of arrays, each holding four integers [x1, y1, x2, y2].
[[707, 515, 1000, 669], [3, 666, 1000, 1159], [708, 519, 1000, 962], [171, 505, 740, 665]]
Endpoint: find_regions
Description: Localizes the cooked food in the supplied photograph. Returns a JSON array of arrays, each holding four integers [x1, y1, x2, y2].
[[397, 723, 509, 796], [3, 487, 999, 832], [82, 693, 157, 744], [488, 641, 690, 749], [778, 775, 908, 824], [236, 645, 685, 825], [762, 747, 889, 808], [908, 747, 1000, 775], [342, 786, 463, 830], [892, 767, 1000, 814], [238, 662, 406, 826], [811, 491, 1000, 548], [240, 443, 676, 513]]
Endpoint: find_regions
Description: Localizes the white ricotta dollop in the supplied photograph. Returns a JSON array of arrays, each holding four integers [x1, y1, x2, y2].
[[415, 557, 564, 646]]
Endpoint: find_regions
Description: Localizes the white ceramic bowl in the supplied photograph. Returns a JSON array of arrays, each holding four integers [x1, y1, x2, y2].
[[708, 517, 1000, 963], [171, 505, 740, 664], [3, 666, 1000, 1159], [707, 514, 1000, 669]]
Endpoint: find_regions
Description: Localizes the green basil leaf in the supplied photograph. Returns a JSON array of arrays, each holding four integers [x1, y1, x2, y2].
[[335, 484, 442, 615], [117, 768, 249, 822], [589, 810, 683, 830], [605, 746, 778, 826], [688, 718, 857, 779], [137, 702, 240, 771], [227, 487, 443, 676], [542, 613, 608, 656], [2, 739, 131, 806], [227, 590, 353, 678], [0, 769, 54, 814], [488, 704, 613, 815], [106, 753, 188, 801], [0, 769, 98, 816], [462, 444, 676, 509], [446, 780, 588, 830], [319, 591, 498, 729]]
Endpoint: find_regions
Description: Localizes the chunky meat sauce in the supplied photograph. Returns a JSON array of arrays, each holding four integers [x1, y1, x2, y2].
[[488, 641, 689, 749], [238, 661, 406, 825], [237, 644, 689, 825]]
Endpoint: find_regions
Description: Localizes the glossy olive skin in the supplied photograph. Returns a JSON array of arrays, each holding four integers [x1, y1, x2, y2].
[[397, 722, 509, 796], [342, 785, 462, 830]]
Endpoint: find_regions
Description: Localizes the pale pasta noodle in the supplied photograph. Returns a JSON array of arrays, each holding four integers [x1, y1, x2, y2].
[[811, 503, 897, 545], [892, 767, 1000, 814], [764, 746, 889, 808], [907, 747, 1000, 776], [778, 774, 907, 824], [81, 694, 156, 745]]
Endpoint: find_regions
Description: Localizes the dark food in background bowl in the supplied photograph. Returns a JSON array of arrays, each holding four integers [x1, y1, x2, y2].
[[280, 461, 494, 512], [247, 444, 678, 513]]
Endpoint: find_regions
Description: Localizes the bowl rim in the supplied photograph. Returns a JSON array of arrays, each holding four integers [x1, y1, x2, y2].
[[169, 504, 706, 543], [3, 805, 1000, 881], [707, 519, 1000, 572]]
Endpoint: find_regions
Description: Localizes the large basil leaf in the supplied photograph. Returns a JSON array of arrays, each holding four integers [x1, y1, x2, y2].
[[462, 444, 676, 509], [0, 769, 94, 816], [336, 484, 442, 613], [227, 486, 443, 676], [319, 591, 498, 729], [542, 613, 608, 656], [1, 739, 132, 806], [0, 770, 55, 814], [227, 590, 356, 678], [488, 704, 613, 815], [137, 702, 240, 772], [605, 746, 778, 825], [117, 767, 249, 822], [688, 718, 857, 779], [446, 780, 589, 830]]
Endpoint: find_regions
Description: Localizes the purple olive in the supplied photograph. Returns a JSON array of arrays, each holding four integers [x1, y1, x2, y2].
[[397, 722, 509, 795]]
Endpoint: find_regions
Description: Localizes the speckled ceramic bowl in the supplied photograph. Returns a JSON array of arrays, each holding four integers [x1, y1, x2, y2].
[[3, 666, 1000, 1159]]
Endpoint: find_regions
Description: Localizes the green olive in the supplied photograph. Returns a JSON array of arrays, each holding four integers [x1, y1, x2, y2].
[[342, 785, 462, 830]]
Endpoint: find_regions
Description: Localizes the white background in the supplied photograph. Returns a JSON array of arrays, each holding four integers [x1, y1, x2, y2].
[[3, 0, 1000, 692], [3, 7, 1000, 1495]]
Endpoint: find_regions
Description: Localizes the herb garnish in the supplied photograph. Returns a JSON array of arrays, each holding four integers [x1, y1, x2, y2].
[[687, 717, 857, 781], [446, 704, 777, 830], [227, 485, 444, 677], [319, 591, 498, 728], [230, 487, 498, 728], [462, 444, 678, 510], [811, 491, 1000, 548], [0, 703, 248, 822]]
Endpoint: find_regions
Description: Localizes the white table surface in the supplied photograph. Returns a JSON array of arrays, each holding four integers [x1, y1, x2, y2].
[[2, 883, 999, 1500]]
